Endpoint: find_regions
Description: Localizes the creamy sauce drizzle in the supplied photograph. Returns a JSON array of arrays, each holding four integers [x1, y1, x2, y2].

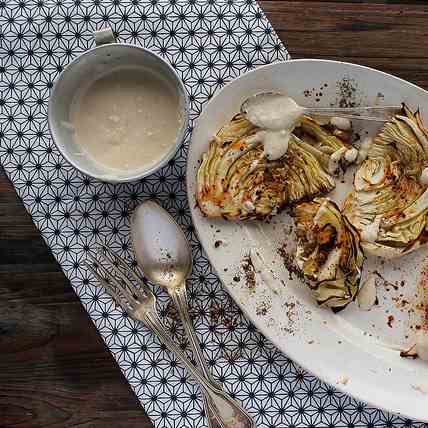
[[244, 94, 304, 160], [69, 66, 181, 172], [420, 167, 428, 186], [327, 147, 358, 175], [344, 147, 358, 163], [246, 129, 292, 160], [357, 273, 377, 310], [356, 137, 373, 164], [415, 330, 428, 361], [313, 200, 331, 225], [330, 116, 351, 131], [328, 147, 347, 175], [360, 215, 382, 242], [240, 224, 284, 296]]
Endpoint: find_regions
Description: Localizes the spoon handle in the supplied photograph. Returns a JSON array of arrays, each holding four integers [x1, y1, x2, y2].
[[171, 284, 256, 428], [171, 286, 222, 428], [143, 310, 255, 428], [304, 105, 401, 122], [171, 285, 216, 380]]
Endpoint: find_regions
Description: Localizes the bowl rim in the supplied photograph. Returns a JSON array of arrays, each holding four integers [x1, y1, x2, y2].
[[48, 42, 189, 184]]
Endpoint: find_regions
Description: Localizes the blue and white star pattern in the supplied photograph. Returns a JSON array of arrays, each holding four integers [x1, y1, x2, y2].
[[0, 1, 424, 427]]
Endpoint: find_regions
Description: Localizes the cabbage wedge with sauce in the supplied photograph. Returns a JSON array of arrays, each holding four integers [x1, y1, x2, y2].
[[343, 104, 428, 258], [196, 114, 353, 220]]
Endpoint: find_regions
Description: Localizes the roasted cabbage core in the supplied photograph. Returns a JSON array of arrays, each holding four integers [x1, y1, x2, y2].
[[293, 198, 364, 312], [343, 105, 428, 258]]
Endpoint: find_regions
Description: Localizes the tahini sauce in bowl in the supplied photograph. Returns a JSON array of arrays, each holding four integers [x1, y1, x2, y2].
[[48, 43, 188, 183], [70, 66, 181, 172]]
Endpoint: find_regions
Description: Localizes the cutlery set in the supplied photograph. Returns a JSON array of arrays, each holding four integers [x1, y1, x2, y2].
[[86, 201, 255, 428]]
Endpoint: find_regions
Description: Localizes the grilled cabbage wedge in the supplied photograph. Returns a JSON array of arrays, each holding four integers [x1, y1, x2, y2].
[[293, 198, 364, 312], [197, 114, 354, 220], [343, 104, 428, 258], [367, 104, 428, 178]]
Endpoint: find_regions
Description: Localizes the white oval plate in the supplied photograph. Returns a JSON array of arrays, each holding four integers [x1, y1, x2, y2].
[[186, 59, 428, 421]]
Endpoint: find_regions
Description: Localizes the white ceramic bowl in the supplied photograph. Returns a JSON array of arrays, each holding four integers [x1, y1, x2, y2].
[[48, 42, 189, 183]]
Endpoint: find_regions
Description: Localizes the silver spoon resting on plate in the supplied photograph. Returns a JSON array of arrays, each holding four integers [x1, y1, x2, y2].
[[241, 92, 401, 124], [240, 92, 401, 161]]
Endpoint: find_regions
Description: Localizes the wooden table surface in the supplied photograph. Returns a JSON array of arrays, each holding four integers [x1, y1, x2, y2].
[[1, 1, 428, 427]]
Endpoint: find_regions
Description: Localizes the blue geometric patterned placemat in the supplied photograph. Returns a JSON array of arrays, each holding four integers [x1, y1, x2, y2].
[[0, 1, 422, 427]]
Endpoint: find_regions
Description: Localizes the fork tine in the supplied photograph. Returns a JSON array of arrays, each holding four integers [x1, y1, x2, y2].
[[95, 250, 142, 306], [84, 260, 132, 312], [102, 246, 143, 280], [101, 247, 150, 300], [97, 250, 141, 298], [85, 255, 136, 309], [100, 245, 119, 266]]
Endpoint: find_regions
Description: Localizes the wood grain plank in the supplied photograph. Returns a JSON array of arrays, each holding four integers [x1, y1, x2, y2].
[[274, 0, 427, 4], [0, 172, 151, 428], [262, 1, 428, 57], [260, 1, 428, 88]]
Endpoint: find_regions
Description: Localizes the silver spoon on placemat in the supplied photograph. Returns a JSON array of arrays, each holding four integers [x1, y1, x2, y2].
[[131, 201, 255, 428]]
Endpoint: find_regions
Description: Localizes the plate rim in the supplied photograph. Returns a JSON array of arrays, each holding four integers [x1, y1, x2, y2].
[[186, 58, 428, 422]]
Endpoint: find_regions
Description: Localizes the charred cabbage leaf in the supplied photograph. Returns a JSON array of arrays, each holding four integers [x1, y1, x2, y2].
[[196, 114, 354, 220], [367, 104, 428, 178], [343, 104, 428, 258], [293, 198, 364, 312]]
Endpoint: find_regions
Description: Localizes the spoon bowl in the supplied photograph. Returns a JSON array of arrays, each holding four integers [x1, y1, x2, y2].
[[240, 91, 285, 117], [131, 200, 192, 289]]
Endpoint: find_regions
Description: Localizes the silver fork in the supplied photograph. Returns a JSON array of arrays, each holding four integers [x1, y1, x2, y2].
[[85, 247, 252, 428]]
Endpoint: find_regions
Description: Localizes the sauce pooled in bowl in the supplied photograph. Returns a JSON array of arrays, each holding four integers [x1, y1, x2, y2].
[[69, 66, 181, 173]]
